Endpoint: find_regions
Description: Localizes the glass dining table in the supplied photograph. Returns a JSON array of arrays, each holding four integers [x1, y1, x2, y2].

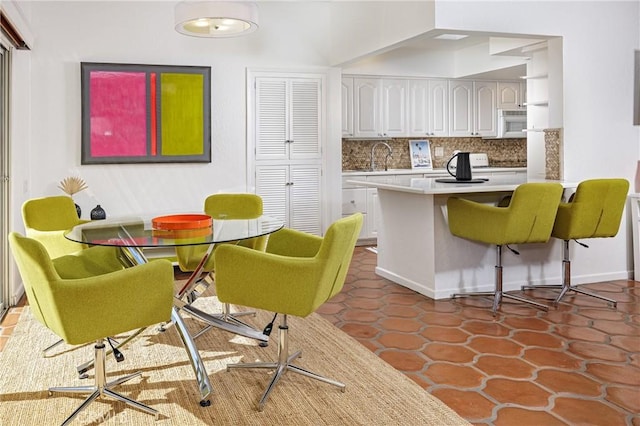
[[65, 214, 284, 407]]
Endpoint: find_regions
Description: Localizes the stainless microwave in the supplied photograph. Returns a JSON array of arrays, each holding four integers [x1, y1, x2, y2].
[[497, 109, 527, 138]]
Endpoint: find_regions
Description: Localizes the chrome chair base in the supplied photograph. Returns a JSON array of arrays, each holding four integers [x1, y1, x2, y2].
[[226, 315, 345, 411], [42, 338, 64, 356], [51, 340, 158, 425], [452, 289, 549, 315], [521, 240, 617, 307], [451, 245, 549, 315]]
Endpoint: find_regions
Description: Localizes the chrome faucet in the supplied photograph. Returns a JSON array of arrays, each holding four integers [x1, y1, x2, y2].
[[371, 141, 393, 171]]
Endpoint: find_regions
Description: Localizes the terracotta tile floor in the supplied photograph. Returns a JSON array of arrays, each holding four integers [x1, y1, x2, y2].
[[315, 247, 640, 426], [1, 246, 638, 425]]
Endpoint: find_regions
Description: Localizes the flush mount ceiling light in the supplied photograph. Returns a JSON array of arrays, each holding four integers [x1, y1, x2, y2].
[[175, 1, 259, 38], [434, 34, 469, 41]]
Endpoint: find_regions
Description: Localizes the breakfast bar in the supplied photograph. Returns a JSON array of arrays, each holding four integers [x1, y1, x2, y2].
[[348, 175, 577, 300]]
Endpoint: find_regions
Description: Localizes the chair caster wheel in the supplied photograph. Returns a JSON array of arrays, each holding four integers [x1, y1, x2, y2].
[[259, 342, 269, 347], [200, 399, 211, 407], [79, 373, 89, 380]]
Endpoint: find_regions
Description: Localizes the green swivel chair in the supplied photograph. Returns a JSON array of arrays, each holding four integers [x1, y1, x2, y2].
[[175, 193, 268, 337], [8, 232, 174, 425], [22, 195, 89, 259], [522, 178, 629, 306], [22, 195, 125, 356], [447, 183, 564, 314], [213, 213, 363, 411]]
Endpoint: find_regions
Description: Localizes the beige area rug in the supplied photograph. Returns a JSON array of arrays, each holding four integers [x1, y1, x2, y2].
[[0, 296, 468, 425]]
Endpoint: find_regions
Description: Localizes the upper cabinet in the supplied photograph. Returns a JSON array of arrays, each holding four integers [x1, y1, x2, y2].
[[344, 75, 520, 139], [353, 78, 381, 138], [474, 81, 498, 137], [449, 80, 474, 136], [342, 77, 354, 137], [497, 81, 526, 109], [408, 79, 448, 137], [352, 78, 407, 138], [449, 80, 497, 137], [381, 79, 408, 137]]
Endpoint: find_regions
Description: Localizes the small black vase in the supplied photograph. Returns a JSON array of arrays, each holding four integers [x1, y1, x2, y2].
[[75, 203, 82, 218], [90, 205, 106, 220]]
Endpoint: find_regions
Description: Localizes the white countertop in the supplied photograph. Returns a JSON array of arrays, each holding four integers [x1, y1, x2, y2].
[[347, 175, 576, 195], [342, 167, 526, 177]]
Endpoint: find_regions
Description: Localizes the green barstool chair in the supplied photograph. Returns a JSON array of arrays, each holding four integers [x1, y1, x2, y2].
[[522, 178, 629, 306], [447, 183, 564, 314]]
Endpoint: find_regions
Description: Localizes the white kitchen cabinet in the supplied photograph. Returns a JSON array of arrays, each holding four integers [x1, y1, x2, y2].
[[256, 164, 322, 235], [497, 81, 525, 109], [408, 79, 448, 137], [353, 78, 381, 138], [382, 79, 408, 137], [255, 77, 321, 161], [449, 80, 474, 136], [449, 80, 497, 137], [408, 79, 429, 136], [475, 81, 498, 137], [366, 188, 379, 238], [342, 187, 369, 239], [342, 77, 354, 137], [353, 77, 407, 138], [429, 79, 449, 136]]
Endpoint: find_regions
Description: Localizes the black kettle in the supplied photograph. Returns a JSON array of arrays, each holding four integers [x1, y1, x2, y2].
[[446, 152, 472, 181]]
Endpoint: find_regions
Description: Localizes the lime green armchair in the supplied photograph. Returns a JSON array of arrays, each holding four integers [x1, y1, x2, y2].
[[522, 178, 629, 305], [22, 195, 88, 259], [213, 213, 363, 411], [447, 183, 564, 314], [8, 232, 174, 423]]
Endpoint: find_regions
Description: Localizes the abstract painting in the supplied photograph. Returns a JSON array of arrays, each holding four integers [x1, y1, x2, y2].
[[81, 62, 211, 164]]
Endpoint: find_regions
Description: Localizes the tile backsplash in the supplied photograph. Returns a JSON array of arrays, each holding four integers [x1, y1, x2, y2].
[[544, 128, 562, 180], [342, 137, 527, 171]]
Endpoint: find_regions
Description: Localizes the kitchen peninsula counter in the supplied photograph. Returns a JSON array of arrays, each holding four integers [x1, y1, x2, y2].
[[342, 167, 526, 177], [347, 175, 577, 300]]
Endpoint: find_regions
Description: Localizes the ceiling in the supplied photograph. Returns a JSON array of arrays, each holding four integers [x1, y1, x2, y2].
[[365, 30, 551, 80]]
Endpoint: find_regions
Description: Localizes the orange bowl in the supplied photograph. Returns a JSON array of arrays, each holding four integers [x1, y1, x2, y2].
[[152, 214, 212, 231], [152, 227, 212, 239]]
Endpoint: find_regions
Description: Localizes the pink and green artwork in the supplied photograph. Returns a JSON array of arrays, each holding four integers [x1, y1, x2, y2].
[[81, 63, 211, 164]]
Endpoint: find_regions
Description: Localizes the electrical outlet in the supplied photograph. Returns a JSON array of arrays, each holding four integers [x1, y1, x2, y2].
[[435, 146, 444, 158]]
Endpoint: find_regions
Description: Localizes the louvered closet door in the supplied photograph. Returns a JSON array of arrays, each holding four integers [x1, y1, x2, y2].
[[255, 78, 288, 160], [255, 77, 321, 161], [255, 164, 322, 235], [289, 164, 322, 235], [255, 165, 289, 226], [289, 79, 321, 160]]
